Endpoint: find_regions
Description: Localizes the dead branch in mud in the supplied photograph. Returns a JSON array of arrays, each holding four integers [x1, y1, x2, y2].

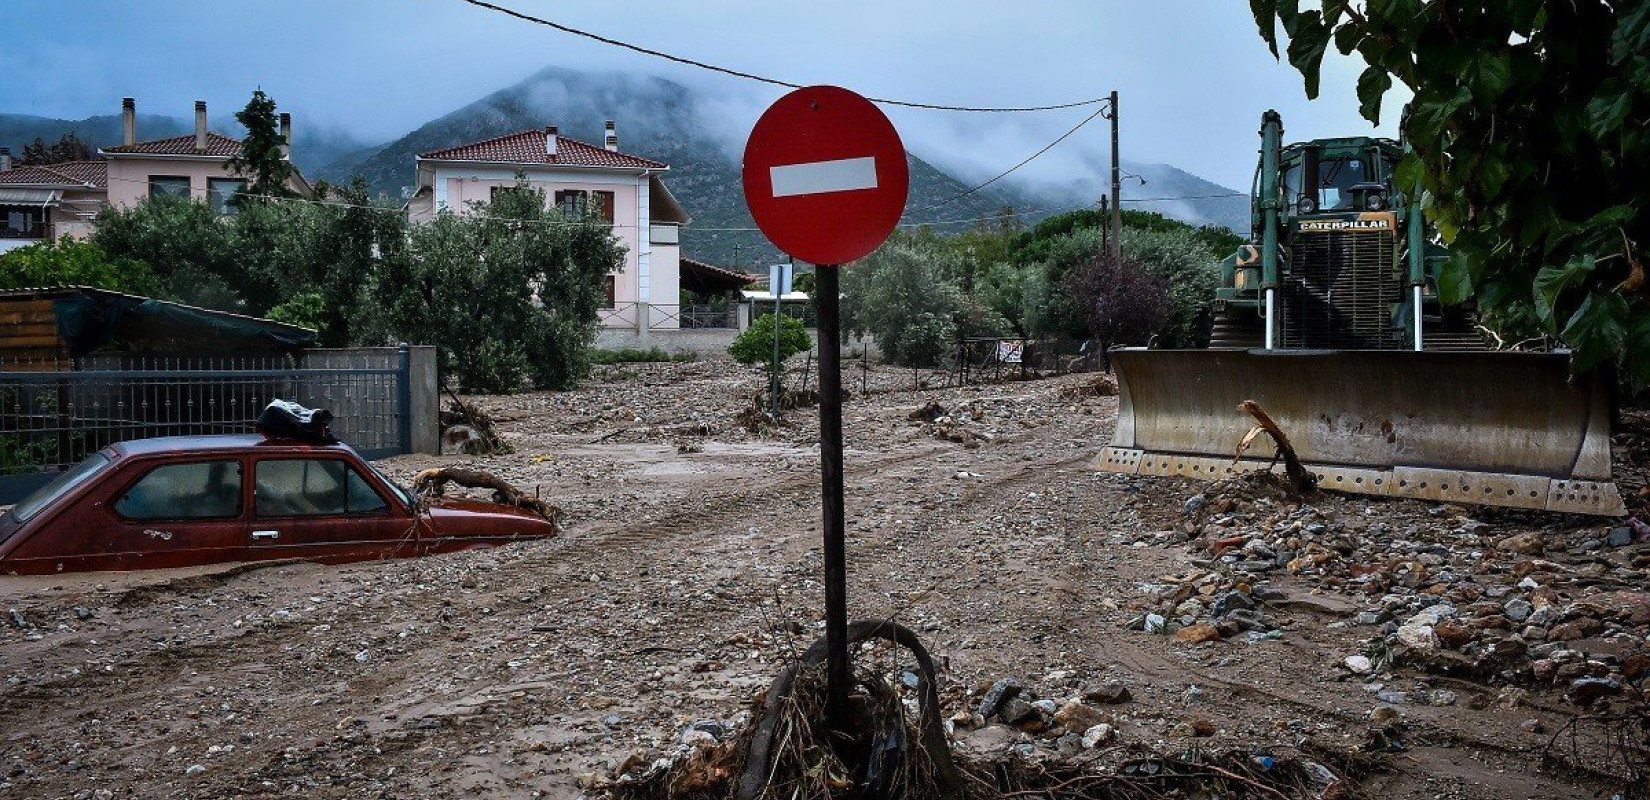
[[412, 467, 562, 530], [440, 384, 512, 455], [1235, 400, 1316, 494]]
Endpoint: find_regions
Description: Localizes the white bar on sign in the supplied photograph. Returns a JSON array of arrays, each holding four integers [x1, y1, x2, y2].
[[770, 156, 878, 197]]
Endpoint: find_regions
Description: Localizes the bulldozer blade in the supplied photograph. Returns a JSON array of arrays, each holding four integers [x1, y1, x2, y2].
[[1096, 349, 1625, 516]]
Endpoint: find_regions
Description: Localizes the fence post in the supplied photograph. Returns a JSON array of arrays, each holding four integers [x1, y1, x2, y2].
[[397, 343, 412, 455], [636, 301, 651, 340]]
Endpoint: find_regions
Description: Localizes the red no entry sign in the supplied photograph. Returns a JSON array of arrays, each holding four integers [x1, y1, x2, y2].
[[742, 86, 909, 266]]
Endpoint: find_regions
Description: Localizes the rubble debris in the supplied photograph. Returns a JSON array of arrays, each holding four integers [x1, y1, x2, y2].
[[440, 385, 512, 455]]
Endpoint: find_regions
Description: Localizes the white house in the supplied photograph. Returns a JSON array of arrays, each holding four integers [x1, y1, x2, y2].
[[406, 122, 690, 329]]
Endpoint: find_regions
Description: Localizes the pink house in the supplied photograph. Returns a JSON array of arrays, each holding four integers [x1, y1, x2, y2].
[[102, 98, 313, 210], [0, 97, 312, 253], [405, 122, 689, 329], [0, 156, 107, 252]]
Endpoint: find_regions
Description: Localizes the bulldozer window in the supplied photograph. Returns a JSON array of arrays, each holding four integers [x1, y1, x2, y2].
[[1318, 158, 1367, 210]]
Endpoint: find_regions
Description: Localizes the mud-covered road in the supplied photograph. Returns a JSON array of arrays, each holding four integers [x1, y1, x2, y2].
[[0, 360, 1635, 799]]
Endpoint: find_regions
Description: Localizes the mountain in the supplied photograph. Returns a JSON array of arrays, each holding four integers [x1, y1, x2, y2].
[[3, 70, 1248, 265], [0, 111, 372, 184], [316, 66, 1079, 267]]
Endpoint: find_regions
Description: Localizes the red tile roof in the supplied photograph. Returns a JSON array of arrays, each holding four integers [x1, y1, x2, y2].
[[0, 161, 107, 188], [420, 129, 666, 169], [103, 132, 243, 158]]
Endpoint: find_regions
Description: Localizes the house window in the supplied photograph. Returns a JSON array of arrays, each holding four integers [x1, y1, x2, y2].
[[1, 207, 45, 239], [604, 274, 616, 308], [593, 191, 615, 223], [208, 178, 246, 215], [149, 175, 191, 200], [554, 189, 588, 217]]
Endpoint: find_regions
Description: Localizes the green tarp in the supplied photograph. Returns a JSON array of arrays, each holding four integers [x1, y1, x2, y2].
[[51, 291, 316, 357]]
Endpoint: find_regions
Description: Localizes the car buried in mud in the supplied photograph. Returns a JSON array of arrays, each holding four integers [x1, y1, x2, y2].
[[0, 434, 558, 575]]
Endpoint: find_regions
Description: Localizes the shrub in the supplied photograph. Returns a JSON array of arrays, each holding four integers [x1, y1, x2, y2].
[[729, 314, 811, 379]]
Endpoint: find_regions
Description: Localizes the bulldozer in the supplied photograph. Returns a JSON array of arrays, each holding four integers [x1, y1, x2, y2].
[[1097, 111, 1625, 516]]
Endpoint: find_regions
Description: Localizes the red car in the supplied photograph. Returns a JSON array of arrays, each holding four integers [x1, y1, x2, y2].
[[0, 435, 558, 575]]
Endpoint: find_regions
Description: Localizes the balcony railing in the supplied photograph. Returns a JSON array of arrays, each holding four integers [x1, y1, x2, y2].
[[599, 302, 739, 331]]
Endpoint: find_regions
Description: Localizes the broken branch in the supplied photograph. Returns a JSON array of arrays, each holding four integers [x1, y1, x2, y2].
[[412, 467, 562, 531], [1235, 399, 1316, 493]]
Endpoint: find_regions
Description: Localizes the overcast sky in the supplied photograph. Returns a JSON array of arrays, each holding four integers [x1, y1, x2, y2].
[[3, 0, 1406, 191]]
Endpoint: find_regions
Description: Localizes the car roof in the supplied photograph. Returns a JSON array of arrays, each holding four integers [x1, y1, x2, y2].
[[107, 434, 357, 458]]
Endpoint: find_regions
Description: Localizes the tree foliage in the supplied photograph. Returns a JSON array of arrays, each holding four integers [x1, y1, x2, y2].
[[1251, 0, 1650, 379], [377, 184, 624, 392], [1064, 251, 1171, 352], [19, 133, 94, 165], [0, 238, 157, 295], [728, 313, 811, 380], [842, 235, 1009, 367], [227, 89, 295, 201]]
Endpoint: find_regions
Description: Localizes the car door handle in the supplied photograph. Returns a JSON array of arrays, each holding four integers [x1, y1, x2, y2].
[[252, 530, 280, 541]]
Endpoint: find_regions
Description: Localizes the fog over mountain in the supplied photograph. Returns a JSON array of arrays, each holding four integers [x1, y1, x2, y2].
[[3, 65, 1248, 267]]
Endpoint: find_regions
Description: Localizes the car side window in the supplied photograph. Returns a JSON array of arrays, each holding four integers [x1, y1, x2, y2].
[[255, 459, 387, 517], [114, 461, 243, 520]]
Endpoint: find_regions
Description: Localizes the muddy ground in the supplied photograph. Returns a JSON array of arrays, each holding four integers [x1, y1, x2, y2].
[[1, 359, 1643, 799]]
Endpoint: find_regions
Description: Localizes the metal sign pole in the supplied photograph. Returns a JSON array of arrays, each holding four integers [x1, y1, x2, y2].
[[814, 264, 849, 724]]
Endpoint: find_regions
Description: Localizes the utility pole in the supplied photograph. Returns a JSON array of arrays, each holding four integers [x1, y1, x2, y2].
[[1108, 90, 1122, 259], [1098, 195, 1110, 255]]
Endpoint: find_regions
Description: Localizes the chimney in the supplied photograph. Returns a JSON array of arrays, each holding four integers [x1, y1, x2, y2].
[[0, 148, 10, 172], [545, 125, 558, 158], [604, 119, 618, 152], [122, 97, 136, 146], [194, 100, 208, 151], [279, 112, 292, 158]]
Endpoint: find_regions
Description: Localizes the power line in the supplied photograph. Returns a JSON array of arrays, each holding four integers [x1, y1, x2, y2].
[[901, 105, 1110, 218], [448, 0, 1110, 114], [1121, 192, 1246, 202]]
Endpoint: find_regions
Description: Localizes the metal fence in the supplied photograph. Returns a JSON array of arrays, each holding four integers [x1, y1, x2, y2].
[[955, 337, 1102, 384], [0, 347, 417, 503]]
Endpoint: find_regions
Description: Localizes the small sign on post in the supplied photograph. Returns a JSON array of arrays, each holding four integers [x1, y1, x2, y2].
[[767, 261, 793, 418], [743, 85, 909, 728]]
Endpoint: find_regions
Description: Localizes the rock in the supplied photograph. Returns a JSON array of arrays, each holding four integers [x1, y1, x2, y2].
[[1344, 655, 1373, 675], [975, 677, 1024, 719], [995, 695, 1039, 725], [1548, 619, 1601, 641], [72, 607, 93, 621], [1031, 698, 1059, 716], [1433, 621, 1476, 649], [1053, 700, 1106, 732], [1396, 621, 1439, 651], [1369, 706, 1401, 726], [1568, 677, 1622, 707], [6, 608, 26, 629], [185, 764, 206, 776], [1173, 623, 1223, 643], [1177, 718, 1216, 737], [1183, 494, 1206, 516], [1353, 611, 1384, 626], [1419, 689, 1457, 707], [1521, 718, 1544, 733], [1081, 723, 1117, 748], [1083, 682, 1132, 705], [1144, 613, 1166, 634], [1498, 532, 1545, 556], [1212, 591, 1255, 618], [1173, 598, 1205, 618], [1608, 526, 1634, 548], [1503, 598, 1534, 622], [680, 729, 716, 747]]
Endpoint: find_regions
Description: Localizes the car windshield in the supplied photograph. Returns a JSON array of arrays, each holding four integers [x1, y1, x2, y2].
[[362, 459, 412, 507], [11, 453, 113, 523]]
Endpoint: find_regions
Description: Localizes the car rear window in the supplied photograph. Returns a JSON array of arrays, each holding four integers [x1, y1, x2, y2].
[[255, 459, 388, 517], [12, 453, 112, 523], [115, 460, 244, 520]]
